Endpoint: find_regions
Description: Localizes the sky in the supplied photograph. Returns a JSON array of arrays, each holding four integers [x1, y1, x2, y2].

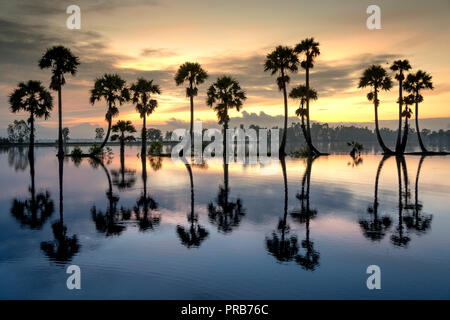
[[0, 0, 449, 137]]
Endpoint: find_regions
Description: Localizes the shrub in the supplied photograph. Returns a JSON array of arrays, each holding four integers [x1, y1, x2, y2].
[[290, 145, 313, 158], [149, 141, 163, 155], [71, 147, 83, 157]]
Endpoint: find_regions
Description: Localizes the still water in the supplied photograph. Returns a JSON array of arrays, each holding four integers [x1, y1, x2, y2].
[[0, 146, 449, 299]]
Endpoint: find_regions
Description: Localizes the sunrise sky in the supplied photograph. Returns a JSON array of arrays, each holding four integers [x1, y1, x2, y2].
[[1, 0, 449, 136]]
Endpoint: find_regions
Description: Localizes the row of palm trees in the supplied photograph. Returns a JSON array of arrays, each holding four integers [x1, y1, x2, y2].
[[359, 62, 435, 154], [8, 41, 439, 159]]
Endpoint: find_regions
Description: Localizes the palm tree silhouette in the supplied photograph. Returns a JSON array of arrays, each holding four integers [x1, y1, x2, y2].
[[111, 151, 137, 191], [399, 94, 414, 152], [289, 84, 318, 150], [111, 120, 136, 157], [290, 156, 320, 270], [294, 38, 322, 155], [403, 71, 434, 153], [359, 156, 392, 241], [130, 78, 161, 154], [11, 154, 54, 229], [265, 157, 299, 261], [358, 65, 394, 154], [177, 160, 209, 248], [9, 80, 53, 157], [264, 46, 299, 157], [90, 74, 130, 150], [40, 157, 79, 263], [39, 46, 79, 158], [175, 62, 208, 141], [390, 60, 412, 153]]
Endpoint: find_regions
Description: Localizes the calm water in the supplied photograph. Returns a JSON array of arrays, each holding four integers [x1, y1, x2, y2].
[[0, 146, 449, 299]]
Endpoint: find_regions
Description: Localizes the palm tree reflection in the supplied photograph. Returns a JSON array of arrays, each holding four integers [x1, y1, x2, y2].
[[90, 158, 127, 236], [177, 161, 209, 248], [41, 156, 80, 263], [133, 154, 160, 232], [265, 157, 299, 262], [359, 156, 392, 241], [290, 156, 320, 271], [111, 152, 136, 191], [11, 151, 54, 229]]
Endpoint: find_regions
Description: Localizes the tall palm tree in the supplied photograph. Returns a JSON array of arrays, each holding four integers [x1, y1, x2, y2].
[[264, 46, 299, 156], [90, 74, 130, 149], [9, 80, 53, 156], [289, 85, 318, 150], [130, 78, 161, 154], [111, 120, 136, 156], [175, 62, 208, 140], [390, 60, 412, 153], [358, 65, 394, 154], [294, 38, 322, 155], [39, 46, 80, 158], [206, 76, 246, 159], [403, 71, 434, 153]]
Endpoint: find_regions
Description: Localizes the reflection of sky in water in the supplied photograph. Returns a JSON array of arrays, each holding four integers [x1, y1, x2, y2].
[[0, 146, 449, 299]]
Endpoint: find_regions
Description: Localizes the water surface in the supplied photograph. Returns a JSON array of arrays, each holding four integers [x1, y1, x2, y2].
[[0, 146, 449, 299]]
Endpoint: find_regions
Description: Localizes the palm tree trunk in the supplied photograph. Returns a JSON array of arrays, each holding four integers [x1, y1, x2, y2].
[[58, 156, 64, 223], [400, 116, 409, 153], [57, 82, 64, 158], [414, 99, 428, 153], [395, 79, 403, 153], [100, 103, 112, 149], [280, 69, 288, 157], [281, 156, 288, 235], [374, 89, 393, 154], [189, 81, 194, 141], [142, 114, 147, 155], [29, 112, 35, 157], [305, 67, 320, 155]]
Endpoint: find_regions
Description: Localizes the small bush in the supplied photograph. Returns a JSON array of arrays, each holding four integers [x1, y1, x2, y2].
[[290, 145, 313, 158], [89, 143, 103, 156], [71, 147, 83, 157], [149, 141, 163, 155]]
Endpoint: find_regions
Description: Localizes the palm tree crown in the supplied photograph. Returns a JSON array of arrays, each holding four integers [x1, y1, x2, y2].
[[111, 120, 136, 140], [130, 78, 160, 118], [390, 60, 411, 81], [294, 37, 320, 70], [9, 80, 53, 120], [206, 76, 246, 126], [175, 62, 208, 97], [358, 65, 393, 104], [39, 46, 80, 90], [264, 46, 299, 90], [289, 85, 318, 117], [403, 70, 434, 95]]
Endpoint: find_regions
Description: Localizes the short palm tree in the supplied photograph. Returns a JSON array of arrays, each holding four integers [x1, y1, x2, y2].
[[399, 94, 414, 151], [358, 65, 394, 154], [390, 60, 412, 153], [403, 70, 434, 153], [206, 76, 247, 132], [111, 120, 136, 155], [90, 74, 130, 149], [175, 62, 208, 140], [39, 46, 79, 157], [130, 78, 160, 153], [294, 38, 321, 155], [264, 46, 299, 156], [9, 80, 53, 155], [289, 85, 318, 148]]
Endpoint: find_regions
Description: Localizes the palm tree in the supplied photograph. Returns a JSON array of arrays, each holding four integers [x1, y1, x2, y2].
[[264, 46, 299, 156], [358, 65, 394, 154], [390, 60, 412, 153], [289, 85, 318, 150], [90, 74, 130, 149], [403, 71, 434, 153], [39, 46, 80, 158], [9, 80, 53, 156], [130, 78, 161, 154], [111, 120, 136, 156], [294, 38, 322, 155], [175, 62, 208, 141], [399, 95, 414, 151], [206, 76, 246, 158]]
